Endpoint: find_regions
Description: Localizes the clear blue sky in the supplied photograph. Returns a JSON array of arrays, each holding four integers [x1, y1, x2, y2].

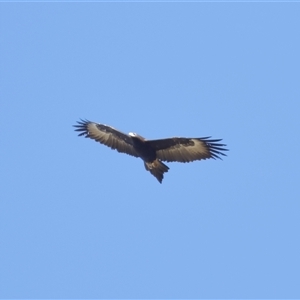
[[1, 2, 300, 298]]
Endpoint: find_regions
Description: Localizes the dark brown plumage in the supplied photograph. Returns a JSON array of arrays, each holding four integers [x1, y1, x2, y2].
[[73, 119, 228, 183]]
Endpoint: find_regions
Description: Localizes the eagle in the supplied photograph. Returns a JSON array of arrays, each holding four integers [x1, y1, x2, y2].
[[73, 119, 228, 183]]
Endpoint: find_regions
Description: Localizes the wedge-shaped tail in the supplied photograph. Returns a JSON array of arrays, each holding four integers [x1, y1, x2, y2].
[[144, 160, 169, 183]]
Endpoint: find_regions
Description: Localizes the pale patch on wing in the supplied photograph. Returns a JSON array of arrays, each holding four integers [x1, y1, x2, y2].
[[87, 123, 139, 157]]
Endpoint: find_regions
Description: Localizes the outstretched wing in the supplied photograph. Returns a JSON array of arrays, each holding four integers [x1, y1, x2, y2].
[[146, 137, 228, 163], [73, 119, 139, 157]]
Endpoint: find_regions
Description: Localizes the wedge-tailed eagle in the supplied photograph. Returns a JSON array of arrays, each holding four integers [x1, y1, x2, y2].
[[74, 119, 228, 183]]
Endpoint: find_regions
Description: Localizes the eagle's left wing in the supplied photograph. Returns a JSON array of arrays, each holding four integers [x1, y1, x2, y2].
[[146, 137, 228, 163]]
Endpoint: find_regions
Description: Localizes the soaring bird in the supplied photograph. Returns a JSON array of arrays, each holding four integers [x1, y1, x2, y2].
[[73, 119, 228, 183]]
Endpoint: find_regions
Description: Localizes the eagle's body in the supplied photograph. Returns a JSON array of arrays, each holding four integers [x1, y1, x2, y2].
[[74, 119, 228, 183]]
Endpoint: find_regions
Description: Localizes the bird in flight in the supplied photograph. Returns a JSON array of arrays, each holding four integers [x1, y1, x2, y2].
[[74, 119, 228, 183]]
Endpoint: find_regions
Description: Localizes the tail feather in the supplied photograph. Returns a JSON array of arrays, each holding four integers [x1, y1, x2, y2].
[[144, 160, 169, 183]]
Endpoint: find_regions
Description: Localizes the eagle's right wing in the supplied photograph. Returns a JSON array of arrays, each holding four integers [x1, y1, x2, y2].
[[73, 119, 139, 158]]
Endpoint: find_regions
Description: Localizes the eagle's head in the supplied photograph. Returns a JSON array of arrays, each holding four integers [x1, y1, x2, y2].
[[129, 132, 145, 141]]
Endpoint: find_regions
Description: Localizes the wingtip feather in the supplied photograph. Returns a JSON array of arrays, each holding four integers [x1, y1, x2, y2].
[[73, 119, 92, 137]]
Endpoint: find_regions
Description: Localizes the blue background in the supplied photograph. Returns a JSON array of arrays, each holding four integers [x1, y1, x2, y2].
[[1, 3, 300, 298]]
